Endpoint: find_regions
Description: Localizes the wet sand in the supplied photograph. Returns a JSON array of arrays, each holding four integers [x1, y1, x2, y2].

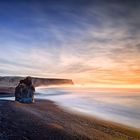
[[0, 92, 140, 140]]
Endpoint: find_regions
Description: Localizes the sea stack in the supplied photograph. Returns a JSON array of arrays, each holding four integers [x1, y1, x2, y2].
[[15, 76, 35, 103]]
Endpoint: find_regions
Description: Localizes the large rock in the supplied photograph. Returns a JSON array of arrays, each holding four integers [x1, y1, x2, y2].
[[15, 77, 35, 103]]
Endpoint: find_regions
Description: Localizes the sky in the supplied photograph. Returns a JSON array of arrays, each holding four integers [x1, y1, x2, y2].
[[0, 0, 140, 88]]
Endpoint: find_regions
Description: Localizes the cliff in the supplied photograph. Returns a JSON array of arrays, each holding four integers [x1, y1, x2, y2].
[[0, 76, 74, 88]]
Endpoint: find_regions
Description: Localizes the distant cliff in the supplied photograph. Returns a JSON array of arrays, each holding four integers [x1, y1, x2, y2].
[[0, 76, 74, 87]]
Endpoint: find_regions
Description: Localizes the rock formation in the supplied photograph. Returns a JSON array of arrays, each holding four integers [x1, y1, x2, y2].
[[15, 77, 35, 103]]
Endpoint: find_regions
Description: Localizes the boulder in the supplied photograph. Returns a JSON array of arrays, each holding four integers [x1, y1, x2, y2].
[[15, 77, 35, 103]]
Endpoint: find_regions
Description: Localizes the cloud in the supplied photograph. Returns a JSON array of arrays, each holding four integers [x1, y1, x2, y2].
[[0, 0, 140, 85]]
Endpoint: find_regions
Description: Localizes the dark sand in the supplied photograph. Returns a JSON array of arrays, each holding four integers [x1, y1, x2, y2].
[[0, 92, 140, 140]]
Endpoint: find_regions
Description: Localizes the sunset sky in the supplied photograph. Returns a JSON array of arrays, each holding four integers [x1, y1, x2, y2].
[[0, 0, 140, 88]]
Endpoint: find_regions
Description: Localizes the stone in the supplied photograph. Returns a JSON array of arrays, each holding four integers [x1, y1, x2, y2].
[[15, 77, 35, 103]]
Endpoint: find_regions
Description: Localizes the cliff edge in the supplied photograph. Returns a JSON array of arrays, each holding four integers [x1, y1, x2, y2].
[[0, 76, 74, 88]]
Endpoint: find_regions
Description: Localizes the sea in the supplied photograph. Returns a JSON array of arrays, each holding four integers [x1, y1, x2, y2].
[[1, 86, 140, 129], [36, 87, 140, 129]]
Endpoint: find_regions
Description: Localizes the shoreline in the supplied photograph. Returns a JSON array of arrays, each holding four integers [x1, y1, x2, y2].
[[59, 103, 140, 131], [53, 100, 140, 138], [0, 92, 140, 140]]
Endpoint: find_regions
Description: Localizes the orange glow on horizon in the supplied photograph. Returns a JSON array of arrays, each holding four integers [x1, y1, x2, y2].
[[36, 83, 140, 90]]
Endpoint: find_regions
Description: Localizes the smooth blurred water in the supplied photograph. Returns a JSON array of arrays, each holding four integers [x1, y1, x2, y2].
[[1, 87, 140, 128], [36, 87, 140, 129]]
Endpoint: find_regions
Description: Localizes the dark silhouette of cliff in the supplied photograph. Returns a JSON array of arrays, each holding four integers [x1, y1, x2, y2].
[[0, 76, 74, 88]]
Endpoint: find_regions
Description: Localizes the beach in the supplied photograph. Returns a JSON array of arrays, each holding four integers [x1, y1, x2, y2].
[[0, 91, 140, 140], [0, 0, 140, 139], [36, 87, 140, 129]]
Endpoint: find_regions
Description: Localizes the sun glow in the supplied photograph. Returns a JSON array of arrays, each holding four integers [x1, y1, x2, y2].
[[36, 83, 140, 90]]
